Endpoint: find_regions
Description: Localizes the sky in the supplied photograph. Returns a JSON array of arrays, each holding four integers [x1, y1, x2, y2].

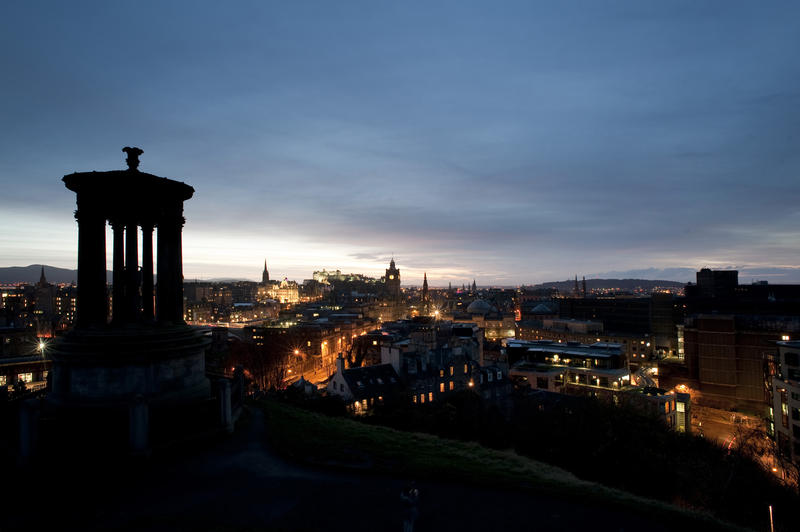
[[2, 1, 800, 286]]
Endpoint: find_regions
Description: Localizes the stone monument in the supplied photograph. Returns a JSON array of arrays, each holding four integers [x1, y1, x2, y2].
[[44, 148, 212, 455]]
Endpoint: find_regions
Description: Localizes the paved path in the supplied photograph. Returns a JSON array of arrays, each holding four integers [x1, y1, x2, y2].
[[3, 407, 723, 532]]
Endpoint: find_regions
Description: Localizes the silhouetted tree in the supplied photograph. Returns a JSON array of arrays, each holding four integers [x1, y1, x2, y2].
[[228, 337, 290, 392]]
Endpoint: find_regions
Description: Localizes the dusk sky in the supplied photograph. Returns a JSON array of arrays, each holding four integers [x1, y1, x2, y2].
[[2, 1, 800, 285]]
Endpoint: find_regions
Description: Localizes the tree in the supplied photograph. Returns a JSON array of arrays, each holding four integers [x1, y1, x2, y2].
[[228, 337, 291, 392]]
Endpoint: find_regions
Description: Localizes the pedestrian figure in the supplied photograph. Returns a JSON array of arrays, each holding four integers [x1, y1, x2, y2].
[[400, 481, 420, 532]]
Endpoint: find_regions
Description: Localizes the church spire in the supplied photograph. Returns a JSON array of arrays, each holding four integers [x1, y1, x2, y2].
[[422, 272, 429, 303], [39, 265, 47, 286], [262, 259, 269, 284]]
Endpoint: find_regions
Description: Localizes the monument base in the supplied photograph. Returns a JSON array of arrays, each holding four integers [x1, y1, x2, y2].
[[33, 325, 218, 457]]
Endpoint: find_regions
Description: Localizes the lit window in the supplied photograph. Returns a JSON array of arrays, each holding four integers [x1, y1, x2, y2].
[[17, 373, 33, 383], [464, 364, 468, 374], [413, 395, 417, 403], [373, 340, 378, 346], [420, 394, 425, 403], [449, 366, 454, 376], [676, 402, 685, 413], [0, 375, 6, 386], [449, 381, 454, 391], [428, 392, 433, 402]]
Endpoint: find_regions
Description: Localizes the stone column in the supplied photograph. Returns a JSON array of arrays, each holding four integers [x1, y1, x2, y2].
[[156, 204, 185, 325], [141, 223, 155, 321], [125, 221, 139, 321], [75, 198, 107, 328], [111, 221, 125, 324]]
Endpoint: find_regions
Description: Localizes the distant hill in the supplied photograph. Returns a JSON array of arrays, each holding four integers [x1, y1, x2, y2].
[[0, 264, 112, 284], [532, 278, 685, 293]]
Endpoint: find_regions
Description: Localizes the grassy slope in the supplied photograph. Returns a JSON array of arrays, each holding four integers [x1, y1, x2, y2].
[[261, 400, 749, 532]]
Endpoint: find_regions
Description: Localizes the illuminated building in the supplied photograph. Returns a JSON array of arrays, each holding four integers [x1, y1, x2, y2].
[[770, 340, 800, 464], [327, 355, 402, 413], [257, 278, 299, 304], [507, 339, 687, 430]]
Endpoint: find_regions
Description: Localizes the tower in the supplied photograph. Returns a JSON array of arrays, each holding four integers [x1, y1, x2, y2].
[[422, 272, 429, 303], [385, 257, 401, 300], [262, 259, 270, 284], [472, 279, 477, 292], [46, 148, 212, 455]]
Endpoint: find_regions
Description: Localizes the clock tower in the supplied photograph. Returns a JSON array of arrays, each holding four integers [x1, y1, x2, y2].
[[385, 257, 401, 300]]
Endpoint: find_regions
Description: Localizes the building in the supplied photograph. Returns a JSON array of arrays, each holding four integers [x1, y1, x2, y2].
[[507, 340, 630, 397], [683, 314, 796, 413], [516, 318, 653, 370], [0, 327, 49, 391], [385, 258, 401, 301], [507, 339, 689, 431], [770, 340, 800, 464], [257, 278, 300, 304], [327, 355, 403, 413]]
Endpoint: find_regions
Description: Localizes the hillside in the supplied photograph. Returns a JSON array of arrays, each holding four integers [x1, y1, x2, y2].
[[0, 264, 111, 284], [533, 278, 685, 293]]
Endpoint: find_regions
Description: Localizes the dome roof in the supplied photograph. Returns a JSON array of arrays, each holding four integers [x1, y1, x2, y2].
[[466, 299, 492, 314], [531, 303, 554, 314]]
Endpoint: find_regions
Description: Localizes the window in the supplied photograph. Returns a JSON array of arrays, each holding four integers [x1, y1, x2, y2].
[[0, 375, 6, 386], [420, 394, 425, 403], [496, 370, 502, 380], [487, 373, 493, 382], [340, 383, 344, 392], [17, 373, 33, 383], [439, 383, 445, 393], [413, 395, 417, 403], [449, 366, 454, 376], [428, 392, 433, 402], [676, 402, 685, 413], [449, 381, 454, 391], [464, 364, 468, 374], [439, 369, 444, 377]]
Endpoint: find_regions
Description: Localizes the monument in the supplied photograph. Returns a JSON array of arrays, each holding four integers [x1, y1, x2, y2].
[[40, 148, 215, 455]]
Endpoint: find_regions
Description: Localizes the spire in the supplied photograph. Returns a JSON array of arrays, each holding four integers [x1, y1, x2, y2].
[[422, 272, 429, 301], [39, 265, 47, 286], [582, 276, 587, 298], [472, 279, 477, 292]]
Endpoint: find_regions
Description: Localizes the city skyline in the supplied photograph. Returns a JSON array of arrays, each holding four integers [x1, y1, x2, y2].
[[2, 2, 800, 284]]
